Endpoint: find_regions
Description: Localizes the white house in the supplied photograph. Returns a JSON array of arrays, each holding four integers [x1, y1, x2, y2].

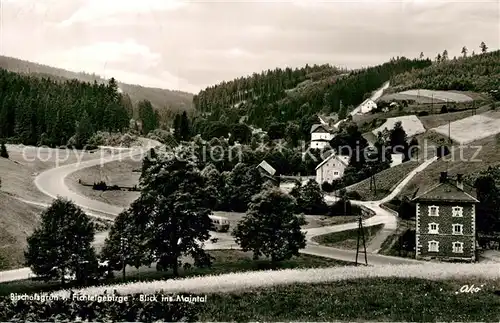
[[390, 153, 403, 168], [358, 99, 377, 114], [310, 124, 336, 149], [315, 154, 351, 184]]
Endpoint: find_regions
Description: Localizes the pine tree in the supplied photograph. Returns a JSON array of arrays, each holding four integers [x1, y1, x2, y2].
[[179, 111, 190, 141]]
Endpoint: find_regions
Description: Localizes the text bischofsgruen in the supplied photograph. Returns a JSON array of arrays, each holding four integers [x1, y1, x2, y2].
[[10, 293, 207, 303]]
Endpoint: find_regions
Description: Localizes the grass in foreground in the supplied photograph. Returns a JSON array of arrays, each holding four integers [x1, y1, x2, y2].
[[311, 224, 384, 249], [347, 160, 422, 200], [199, 277, 500, 321], [0, 249, 352, 296], [2, 278, 500, 321]]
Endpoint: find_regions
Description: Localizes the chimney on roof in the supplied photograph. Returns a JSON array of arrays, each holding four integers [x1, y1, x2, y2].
[[439, 172, 448, 183], [456, 174, 464, 190]]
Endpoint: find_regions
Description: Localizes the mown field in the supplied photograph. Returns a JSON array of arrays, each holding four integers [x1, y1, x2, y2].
[[431, 114, 500, 144], [397, 133, 500, 198], [347, 160, 422, 201], [2, 277, 500, 321], [418, 104, 491, 129], [65, 158, 142, 208], [312, 224, 384, 249]]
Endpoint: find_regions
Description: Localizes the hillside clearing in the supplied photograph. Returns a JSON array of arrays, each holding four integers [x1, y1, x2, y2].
[[399, 89, 473, 102], [0, 193, 42, 269], [347, 160, 423, 201], [372, 115, 426, 137], [431, 114, 500, 144], [418, 104, 491, 129], [397, 134, 500, 198]]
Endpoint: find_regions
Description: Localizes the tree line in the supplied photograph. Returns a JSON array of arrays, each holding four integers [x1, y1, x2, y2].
[[392, 49, 499, 93], [0, 69, 131, 147]]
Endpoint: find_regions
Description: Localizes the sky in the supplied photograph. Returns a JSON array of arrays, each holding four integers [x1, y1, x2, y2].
[[0, 0, 499, 94]]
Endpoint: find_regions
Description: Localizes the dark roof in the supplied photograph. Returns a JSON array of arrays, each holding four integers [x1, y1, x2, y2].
[[412, 181, 479, 203], [310, 124, 328, 133]]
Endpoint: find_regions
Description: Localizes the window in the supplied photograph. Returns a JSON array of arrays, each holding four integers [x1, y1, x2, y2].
[[453, 242, 464, 253], [453, 224, 463, 235], [428, 223, 439, 234], [334, 171, 339, 175], [428, 206, 439, 216], [452, 206, 463, 217], [428, 241, 439, 252]]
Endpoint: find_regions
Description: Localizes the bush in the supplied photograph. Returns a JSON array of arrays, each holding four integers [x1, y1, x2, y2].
[[0, 142, 8, 158], [440, 105, 448, 113], [328, 199, 352, 216], [345, 190, 362, 200], [93, 181, 107, 191], [321, 181, 334, 192]]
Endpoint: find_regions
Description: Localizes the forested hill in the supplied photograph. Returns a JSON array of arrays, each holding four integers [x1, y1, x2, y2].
[[391, 50, 500, 93], [193, 58, 432, 130], [0, 69, 130, 147], [0, 56, 194, 114]]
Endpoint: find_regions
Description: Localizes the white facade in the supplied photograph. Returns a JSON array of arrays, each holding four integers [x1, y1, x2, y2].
[[310, 140, 331, 149], [315, 154, 350, 184], [359, 99, 377, 114], [390, 153, 403, 167], [310, 124, 335, 149]]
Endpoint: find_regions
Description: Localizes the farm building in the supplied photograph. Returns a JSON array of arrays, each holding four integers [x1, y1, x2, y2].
[[315, 154, 350, 184], [412, 172, 478, 262], [310, 124, 336, 149], [358, 99, 377, 114]]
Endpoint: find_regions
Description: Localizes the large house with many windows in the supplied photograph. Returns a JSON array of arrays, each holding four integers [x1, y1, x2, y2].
[[412, 172, 479, 262]]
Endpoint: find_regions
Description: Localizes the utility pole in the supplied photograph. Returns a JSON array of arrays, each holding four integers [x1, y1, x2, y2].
[[120, 237, 127, 281], [355, 216, 368, 266]]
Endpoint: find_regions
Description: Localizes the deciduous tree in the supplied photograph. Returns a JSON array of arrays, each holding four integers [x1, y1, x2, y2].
[[25, 198, 98, 284], [232, 187, 306, 263]]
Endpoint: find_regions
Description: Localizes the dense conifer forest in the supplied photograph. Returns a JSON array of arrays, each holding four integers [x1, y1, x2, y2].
[[0, 69, 130, 146], [391, 50, 500, 93]]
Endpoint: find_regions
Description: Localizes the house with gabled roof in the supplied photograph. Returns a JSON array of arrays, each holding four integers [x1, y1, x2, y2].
[[256, 160, 279, 186], [257, 160, 276, 176], [315, 153, 350, 184], [412, 172, 479, 262], [310, 124, 336, 149]]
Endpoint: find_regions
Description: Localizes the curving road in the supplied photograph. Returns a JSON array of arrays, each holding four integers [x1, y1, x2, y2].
[[0, 139, 438, 283]]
